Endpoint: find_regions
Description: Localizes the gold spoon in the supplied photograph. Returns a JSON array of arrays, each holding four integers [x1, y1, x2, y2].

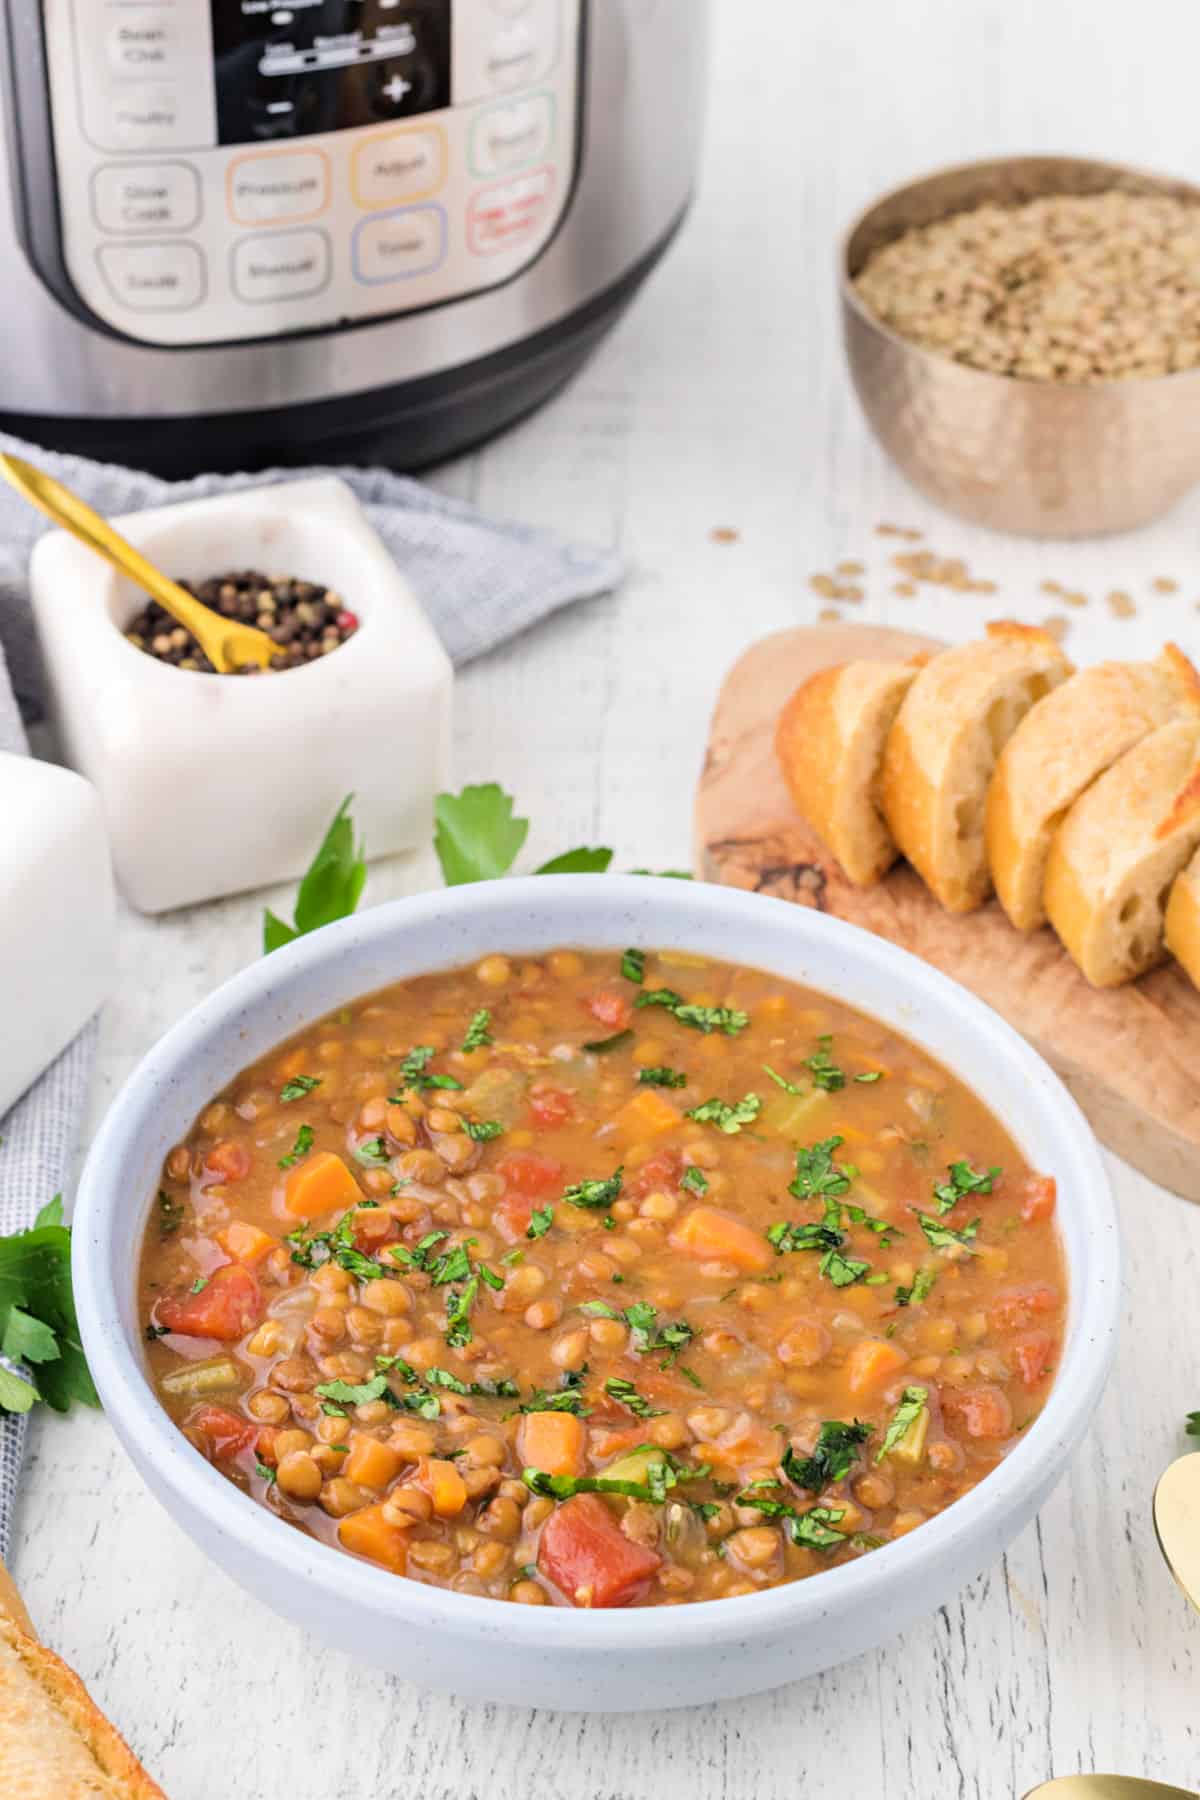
[[0, 451, 276, 673], [1025, 1782, 1198, 1799], [1154, 1450, 1200, 1618]]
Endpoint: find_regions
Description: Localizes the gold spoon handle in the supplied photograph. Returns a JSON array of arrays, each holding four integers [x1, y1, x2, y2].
[[0, 451, 274, 672]]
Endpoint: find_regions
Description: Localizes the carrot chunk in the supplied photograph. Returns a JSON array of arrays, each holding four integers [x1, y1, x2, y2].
[[669, 1205, 773, 1273], [844, 1336, 909, 1396], [339, 1502, 410, 1574], [537, 1494, 661, 1608], [216, 1220, 278, 1266], [281, 1150, 362, 1221], [414, 1456, 468, 1517], [613, 1088, 682, 1140], [519, 1409, 586, 1477], [156, 1263, 263, 1342], [345, 1435, 405, 1491], [1018, 1175, 1058, 1224]]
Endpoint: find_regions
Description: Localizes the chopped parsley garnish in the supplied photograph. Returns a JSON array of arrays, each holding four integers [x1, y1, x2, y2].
[[563, 1168, 624, 1210], [254, 1458, 277, 1486], [684, 1093, 761, 1135], [464, 1119, 504, 1142], [633, 989, 749, 1036], [277, 1122, 314, 1169], [444, 1276, 479, 1348], [478, 1263, 505, 1292], [916, 1211, 980, 1251], [782, 1420, 871, 1490], [461, 1009, 493, 1052], [855, 1071, 884, 1084], [637, 1066, 687, 1088], [803, 1036, 845, 1092], [527, 1205, 554, 1239], [762, 1064, 800, 1093], [895, 1268, 937, 1308], [428, 1241, 473, 1286], [580, 1298, 695, 1364], [875, 1387, 929, 1463], [679, 1365, 705, 1389], [315, 1373, 392, 1407], [287, 1209, 383, 1283], [842, 1202, 901, 1246], [522, 1448, 705, 1506], [679, 1166, 708, 1196], [188, 1277, 208, 1294], [621, 948, 646, 984], [734, 1489, 847, 1549], [392, 1045, 463, 1094], [603, 1376, 664, 1419], [353, 1136, 390, 1167], [280, 1074, 322, 1103], [156, 1190, 185, 1239], [767, 1197, 870, 1287], [519, 1389, 592, 1416], [789, 1136, 856, 1200], [144, 1323, 170, 1341], [932, 1160, 1001, 1215], [583, 1029, 634, 1054]]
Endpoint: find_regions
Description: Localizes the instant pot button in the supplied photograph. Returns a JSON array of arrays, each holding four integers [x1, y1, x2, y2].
[[470, 94, 553, 176], [106, 14, 182, 78], [228, 150, 330, 225], [352, 207, 445, 282], [231, 228, 331, 302], [96, 241, 205, 311], [485, 22, 539, 89], [108, 87, 186, 150], [352, 129, 444, 209], [467, 165, 553, 256], [91, 162, 201, 235]]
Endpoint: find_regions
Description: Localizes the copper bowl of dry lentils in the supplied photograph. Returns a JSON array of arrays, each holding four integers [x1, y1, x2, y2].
[[841, 155, 1200, 536]]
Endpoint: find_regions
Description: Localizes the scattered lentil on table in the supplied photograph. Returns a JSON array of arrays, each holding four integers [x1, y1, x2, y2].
[[140, 948, 1066, 1610], [124, 570, 359, 674]]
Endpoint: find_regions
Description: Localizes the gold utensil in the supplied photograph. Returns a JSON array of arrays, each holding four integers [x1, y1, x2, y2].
[[1025, 1781, 1198, 1799], [840, 154, 1200, 537], [0, 451, 276, 672], [1154, 1450, 1200, 1616]]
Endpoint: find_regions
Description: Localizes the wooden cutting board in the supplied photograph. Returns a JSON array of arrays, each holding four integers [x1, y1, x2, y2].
[[694, 623, 1200, 1202]]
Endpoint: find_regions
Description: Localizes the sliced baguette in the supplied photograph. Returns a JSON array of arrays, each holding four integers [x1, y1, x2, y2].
[[1165, 845, 1200, 990], [986, 644, 1200, 930], [881, 622, 1072, 912], [774, 658, 922, 884], [0, 1561, 166, 1800], [1044, 717, 1200, 987]]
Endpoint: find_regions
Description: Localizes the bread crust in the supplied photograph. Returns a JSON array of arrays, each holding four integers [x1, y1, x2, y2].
[[986, 645, 1200, 931], [882, 621, 1072, 913], [0, 1573, 166, 1800], [1044, 718, 1200, 987], [1165, 848, 1200, 989], [774, 659, 920, 885]]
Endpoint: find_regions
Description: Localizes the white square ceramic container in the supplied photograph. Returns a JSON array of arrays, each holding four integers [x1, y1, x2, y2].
[[30, 476, 453, 914]]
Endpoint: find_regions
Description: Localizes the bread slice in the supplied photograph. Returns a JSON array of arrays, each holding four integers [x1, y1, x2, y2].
[[1165, 845, 1200, 990], [881, 622, 1072, 912], [986, 645, 1200, 930], [774, 659, 922, 884], [0, 1562, 166, 1799], [1044, 717, 1200, 986]]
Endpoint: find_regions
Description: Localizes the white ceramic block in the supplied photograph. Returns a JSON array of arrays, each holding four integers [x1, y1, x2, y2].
[[30, 476, 453, 914], [0, 753, 115, 1119]]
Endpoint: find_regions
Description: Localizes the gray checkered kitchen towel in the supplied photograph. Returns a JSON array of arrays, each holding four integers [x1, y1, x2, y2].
[[0, 435, 624, 1553]]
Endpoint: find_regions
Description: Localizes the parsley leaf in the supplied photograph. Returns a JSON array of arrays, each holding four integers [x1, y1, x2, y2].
[[392, 1046, 464, 1095], [1187, 1411, 1200, 1438], [464, 1119, 504, 1142], [679, 1166, 708, 1195], [0, 1196, 98, 1415], [782, 1421, 871, 1490], [638, 1066, 687, 1088], [280, 1075, 321, 1103], [527, 1205, 554, 1239], [762, 1064, 800, 1093], [434, 783, 529, 886], [734, 1488, 847, 1549], [263, 795, 366, 954], [563, 1168, 624, 1210], [685, 1093, 761, 1135], [767, 1197, 870, 1287], [444, 1276, 479, 1348], [634, 989, 749, 1036], [534, 847, 614, 875], [522, 1448, 705, 1506], [462, 1009, 492, 1052], [916, 1211, 980, 1251], [254, 1458, 277, 1486], [286, 1210, 383, 1284], [277, 1123, 314, 1169], [875, 1387, 929, 1463], [314, 1374, 392, 1407], [933, 1161, 1001, 1215], [895, 1268, 937, 1308], [789, 1137, 855, 1200], [353, 1136, 390, 1167], [520, 1389, 592, 1416], [803, 1036, 845, 1092], [621, 948, 646, 984], [583, 1029, 634, 1054], [604, 1376, 664, 1419]]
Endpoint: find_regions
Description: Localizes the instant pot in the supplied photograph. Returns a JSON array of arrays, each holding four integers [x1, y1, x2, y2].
[[0, 1, 707, 473]]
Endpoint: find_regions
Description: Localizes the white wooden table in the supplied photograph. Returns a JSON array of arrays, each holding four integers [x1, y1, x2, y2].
[[14, 3, 1200, 1793]]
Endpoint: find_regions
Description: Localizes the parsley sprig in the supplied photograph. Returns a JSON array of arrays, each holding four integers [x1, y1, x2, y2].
[[634, 989, 749, 1036], [563, 1168, 624, 1210], [0, 1196, 98, 1416], [264, 796, 366, 955], [782, 1421, 871, 1491], [932, 1161, 1001, 1215], [684, 1093, 761, 1135]]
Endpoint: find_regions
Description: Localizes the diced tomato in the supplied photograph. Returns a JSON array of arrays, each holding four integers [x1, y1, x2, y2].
[[188, 1404, 257, 1461], [529, 1085, 574, 1130], [497, 1151, 564, 1197], [203, 1139, 251, 1183], [351, 1207, 399, 1252], [586, 989, 631, 1031], [628, 1149, 682, 1198], [254, 1425, 283, 1467], [493, 1190, 534, 1244], [942, 1384, 1013, 1440], [156, 1262, 263, 1341], [1018, 1175, 1058, 1224], [988, 1281, 1060, 1334], [537, 1494, 661, 1608], [1013, 1331, 1057, 1389]]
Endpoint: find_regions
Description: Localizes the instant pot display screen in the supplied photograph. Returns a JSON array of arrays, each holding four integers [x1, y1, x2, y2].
[[211, 0, 452, 144]]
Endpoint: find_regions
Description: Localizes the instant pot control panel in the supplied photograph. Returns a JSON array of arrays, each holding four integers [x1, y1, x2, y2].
[[37, 0, 581, 347]]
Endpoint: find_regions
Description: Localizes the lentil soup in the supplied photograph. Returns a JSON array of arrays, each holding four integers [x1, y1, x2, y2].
[[139, 947, 1067, 1610]]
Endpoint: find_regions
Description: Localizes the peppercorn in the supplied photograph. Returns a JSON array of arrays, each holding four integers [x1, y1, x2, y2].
[[123, 570, 358, 674]]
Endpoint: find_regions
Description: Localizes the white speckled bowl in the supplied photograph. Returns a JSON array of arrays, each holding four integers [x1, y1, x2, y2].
[[72, 878, 1119, 1711]]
